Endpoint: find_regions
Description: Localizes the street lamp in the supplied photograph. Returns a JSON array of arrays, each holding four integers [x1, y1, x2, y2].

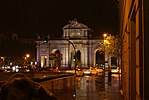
[[26, 54, 30, 58], [1, 57, 5, 68], [103, 33, 107, 38], [103, 33, 107, 69], [64, 39, 77, 99], [64, 39, 77, 75], [25, 54, 30, 66], [103, 33, 112, 82]]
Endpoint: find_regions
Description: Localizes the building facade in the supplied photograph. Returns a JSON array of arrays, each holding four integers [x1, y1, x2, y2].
[[119, 0, 148, 100], [0, 33, 37, 66], [36, 20, 108, 68]]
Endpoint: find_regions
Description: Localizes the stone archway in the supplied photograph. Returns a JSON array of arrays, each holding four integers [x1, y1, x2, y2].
[[49, 49, 62, 68], [54, 50, 61, 68], [70, 51, 75, 68], [76, 50, 81, 67], [95, 50, 105, 68]]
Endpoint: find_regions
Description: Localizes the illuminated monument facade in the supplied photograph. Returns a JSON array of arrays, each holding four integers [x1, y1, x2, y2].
[[36, 19, 107, 68]]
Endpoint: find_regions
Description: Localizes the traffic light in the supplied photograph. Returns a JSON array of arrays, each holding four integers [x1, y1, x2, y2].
[[73, 55, 76, 62], [44, 37, 48, 43], [72, 89, 76, 98]]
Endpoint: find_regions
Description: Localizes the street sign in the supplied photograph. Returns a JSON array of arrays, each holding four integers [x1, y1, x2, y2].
[[49, 53, 62, 60]]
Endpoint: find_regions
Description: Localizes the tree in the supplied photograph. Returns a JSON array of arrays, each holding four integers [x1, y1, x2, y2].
[[103, 34, 122, 67], [104, 34, 114, 56], [112, 34, 122, 67]]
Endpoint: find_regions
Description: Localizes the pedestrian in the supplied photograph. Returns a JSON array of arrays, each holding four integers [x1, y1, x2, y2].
[[0, 73, 58, 100]]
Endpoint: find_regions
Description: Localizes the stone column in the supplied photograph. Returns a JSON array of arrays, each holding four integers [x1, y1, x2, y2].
[[46, 47, 49, 67], [36, 42, 40, 66], [81, 45, 88, 67], [61, 44, 69, 68]]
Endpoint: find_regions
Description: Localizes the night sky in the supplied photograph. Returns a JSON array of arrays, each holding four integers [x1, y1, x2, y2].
[[0, 0, 118, 37]]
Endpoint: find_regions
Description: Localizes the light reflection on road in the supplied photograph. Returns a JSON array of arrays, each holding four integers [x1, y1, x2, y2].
[[75, 75, 106, 100], [52, 73, 123, 100], [75, 73, 122, 100]]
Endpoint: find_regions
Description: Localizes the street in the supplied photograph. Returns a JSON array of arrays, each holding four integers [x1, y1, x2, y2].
[[52, 72, 123, 100]]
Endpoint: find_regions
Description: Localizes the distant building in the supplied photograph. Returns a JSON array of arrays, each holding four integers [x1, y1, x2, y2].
[[0, 33, 37, 65], [0, 33, 37, 45], [36, 20, 107, 68]]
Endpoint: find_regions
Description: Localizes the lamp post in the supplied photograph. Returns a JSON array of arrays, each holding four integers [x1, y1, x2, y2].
[[1, 57, 5, 68], [103, 33, 107, 38], [103, 33, 111, 82], [26, 54, 30, 58], [65, 39, 76, 75], [65, 39, 77, 99], [103, 33, 107, 69], [102, 33, 107, 78], [25, 54, 30, 66]]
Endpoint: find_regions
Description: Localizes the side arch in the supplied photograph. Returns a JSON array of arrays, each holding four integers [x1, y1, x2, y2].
[[94, 49, 105, 68]]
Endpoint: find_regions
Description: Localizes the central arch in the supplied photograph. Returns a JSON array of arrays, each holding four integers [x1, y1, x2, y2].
[[49, 49, 62, 68], [76, 50, 81, 67]]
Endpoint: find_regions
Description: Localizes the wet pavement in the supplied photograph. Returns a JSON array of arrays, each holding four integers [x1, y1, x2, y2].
[[53, 72, 124, 100]]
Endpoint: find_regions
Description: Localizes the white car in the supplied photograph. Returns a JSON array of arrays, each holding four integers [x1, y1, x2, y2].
[[82, 68, 91, 75]]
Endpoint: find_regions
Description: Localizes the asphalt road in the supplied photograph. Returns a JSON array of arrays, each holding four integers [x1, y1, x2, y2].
[[53, 72, 123, 100]]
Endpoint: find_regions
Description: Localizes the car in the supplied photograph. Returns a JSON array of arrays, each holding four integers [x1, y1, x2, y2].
[[90, 67, 98, 75], [65, 69, 75, 74], [38, 67, 60, 72], [118, 67, 121, 73], [82, 68, 91, 75], [18, 68, 30, 72], [44, 67, 53, 71], [95, 67, 104, 73], [52, 67, 60, 72], [76, 68, 83, 76], [65, 68, 83, 76], [111, 67, 120, 73]]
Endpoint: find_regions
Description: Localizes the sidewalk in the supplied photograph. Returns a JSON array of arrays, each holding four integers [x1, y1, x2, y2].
[[104, 72, 124, 100]]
